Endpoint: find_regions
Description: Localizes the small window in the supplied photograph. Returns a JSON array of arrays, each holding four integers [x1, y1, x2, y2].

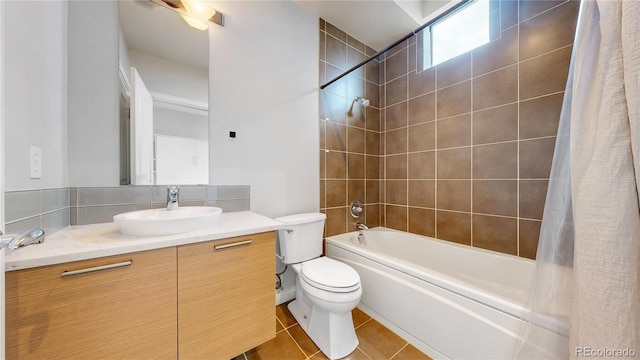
[[423, 0, 493, 69]]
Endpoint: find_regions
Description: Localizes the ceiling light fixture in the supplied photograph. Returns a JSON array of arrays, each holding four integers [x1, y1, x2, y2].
[[179, 13, 210, 30], [149, 0, 224, 30], [180, 0, 217, 30]]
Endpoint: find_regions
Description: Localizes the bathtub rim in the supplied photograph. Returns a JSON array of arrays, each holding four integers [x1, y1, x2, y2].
[[327, 227, 570, 336], [326, 227, 534, 321]]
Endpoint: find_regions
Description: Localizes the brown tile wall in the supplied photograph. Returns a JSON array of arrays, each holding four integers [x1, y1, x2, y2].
[[319, 19, 382, 237], [319, 0, 578, 259]]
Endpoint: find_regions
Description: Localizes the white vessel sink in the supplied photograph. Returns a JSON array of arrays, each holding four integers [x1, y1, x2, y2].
[[114, 206, 222, 236]]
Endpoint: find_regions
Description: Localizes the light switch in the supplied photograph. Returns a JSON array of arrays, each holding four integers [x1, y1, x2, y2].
[[30, 146, 42, 179]]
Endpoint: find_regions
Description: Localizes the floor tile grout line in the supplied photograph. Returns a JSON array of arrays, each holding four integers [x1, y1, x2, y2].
[[284, 324, 312, 360], [268, 309, 433, 360], [276, 306, 424, 359], [306, 349, 322, 360], [357, 345, 374, 360], [389, 343, 410, 360], [355, 316, 373, 329], [275, 316, 286, 333]]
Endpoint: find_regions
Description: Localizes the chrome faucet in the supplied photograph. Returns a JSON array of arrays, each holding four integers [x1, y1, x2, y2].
[[0, 229, 45, 252], [167, 185, 179, 211], [355, 222, 368, 231]]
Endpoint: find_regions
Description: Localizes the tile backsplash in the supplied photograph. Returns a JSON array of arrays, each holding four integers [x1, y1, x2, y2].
[[5, 185, 250, 234], [5, 188, 70, 235]]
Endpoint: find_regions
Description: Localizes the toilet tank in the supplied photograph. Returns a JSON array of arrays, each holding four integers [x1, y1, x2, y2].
[[275, 213, 326, 264]]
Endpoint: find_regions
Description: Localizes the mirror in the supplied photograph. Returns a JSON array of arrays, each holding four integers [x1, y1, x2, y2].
[[118, 0, 209, 185]]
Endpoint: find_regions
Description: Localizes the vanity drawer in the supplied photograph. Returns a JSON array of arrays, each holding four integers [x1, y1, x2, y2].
[[5, 247, 177, 359], [178, 231, 276, 359]]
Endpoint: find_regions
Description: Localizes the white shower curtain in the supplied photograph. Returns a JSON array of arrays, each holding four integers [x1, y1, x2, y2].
[[517, 0, 640, 358]]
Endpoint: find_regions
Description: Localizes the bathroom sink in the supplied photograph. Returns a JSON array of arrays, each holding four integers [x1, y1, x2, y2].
[[114, 206, 222, 236]]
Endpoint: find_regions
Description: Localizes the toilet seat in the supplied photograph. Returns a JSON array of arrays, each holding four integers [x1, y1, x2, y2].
[[300, 257, 360, 293]]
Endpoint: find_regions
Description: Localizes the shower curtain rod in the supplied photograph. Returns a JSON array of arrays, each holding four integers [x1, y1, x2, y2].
[[319, 0, 470, 90]]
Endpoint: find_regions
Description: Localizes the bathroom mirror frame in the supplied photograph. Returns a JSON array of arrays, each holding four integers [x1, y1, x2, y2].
[[118, 0, 210, 186]]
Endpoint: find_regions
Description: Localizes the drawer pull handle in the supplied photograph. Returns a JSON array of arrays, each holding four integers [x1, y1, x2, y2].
[[61, 261, 132, 277], [214, 240, 252, 251]]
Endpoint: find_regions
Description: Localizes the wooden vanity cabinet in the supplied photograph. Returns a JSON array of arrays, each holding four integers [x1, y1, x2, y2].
[[178, 231, 276, 359], [5, 231, 276, 359], [5, 247, 178, 359]]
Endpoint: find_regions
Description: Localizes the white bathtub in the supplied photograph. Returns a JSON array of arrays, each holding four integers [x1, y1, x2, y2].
[[326, 228, 568, 359]]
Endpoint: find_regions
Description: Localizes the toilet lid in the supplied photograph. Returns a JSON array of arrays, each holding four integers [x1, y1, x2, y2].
[[300, 257, 360, 293]]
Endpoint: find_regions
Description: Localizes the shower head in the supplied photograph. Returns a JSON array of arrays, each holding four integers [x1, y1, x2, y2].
[[354, 96, 370, 108]]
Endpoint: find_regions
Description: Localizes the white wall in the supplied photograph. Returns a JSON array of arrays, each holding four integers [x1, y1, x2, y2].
[[129, 50, 208, 104], [209, 1, 319, 218], [3, 1, 69, 191], [1, 1, 6, 353], [67, 0, 120, 187], [118, 28, 131, 91], [3, 0, 320, 220]]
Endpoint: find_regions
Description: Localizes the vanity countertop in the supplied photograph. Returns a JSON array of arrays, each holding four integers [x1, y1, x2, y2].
[[5, 211, 283, 271]]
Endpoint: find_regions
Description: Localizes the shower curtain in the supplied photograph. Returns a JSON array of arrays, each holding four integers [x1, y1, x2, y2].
[[517, 0, 640, 358]]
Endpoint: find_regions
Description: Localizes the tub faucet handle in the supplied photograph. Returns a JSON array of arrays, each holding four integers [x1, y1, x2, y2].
[[350, 200, 363, 218]]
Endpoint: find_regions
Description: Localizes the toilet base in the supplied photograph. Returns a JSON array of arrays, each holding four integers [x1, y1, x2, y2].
[[288, 284, 359, 359]]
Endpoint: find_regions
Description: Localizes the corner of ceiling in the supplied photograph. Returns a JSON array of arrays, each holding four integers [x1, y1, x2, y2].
[[393, 0, 462, 25]]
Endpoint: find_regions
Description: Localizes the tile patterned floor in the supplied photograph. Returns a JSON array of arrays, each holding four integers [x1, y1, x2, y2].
[[233, 302, 433, 360]]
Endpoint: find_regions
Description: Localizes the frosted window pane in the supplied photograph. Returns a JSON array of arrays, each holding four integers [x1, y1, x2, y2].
[[431, 0, 490, 66]]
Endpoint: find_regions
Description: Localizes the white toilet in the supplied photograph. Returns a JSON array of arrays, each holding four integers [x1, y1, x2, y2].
[[275, 213, 362, 360]]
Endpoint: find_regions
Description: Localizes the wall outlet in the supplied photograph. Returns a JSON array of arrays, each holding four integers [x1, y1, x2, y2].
[[30, 146, 42, 179]]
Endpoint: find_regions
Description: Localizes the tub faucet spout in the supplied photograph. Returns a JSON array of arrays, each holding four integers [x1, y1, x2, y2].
[[167, 185, 179, 211], [355, 222, 368, 231]]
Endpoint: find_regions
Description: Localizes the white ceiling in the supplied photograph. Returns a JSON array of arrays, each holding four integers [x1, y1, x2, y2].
[[293, 0, 458, 51], [118, 0, 460, 72]]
